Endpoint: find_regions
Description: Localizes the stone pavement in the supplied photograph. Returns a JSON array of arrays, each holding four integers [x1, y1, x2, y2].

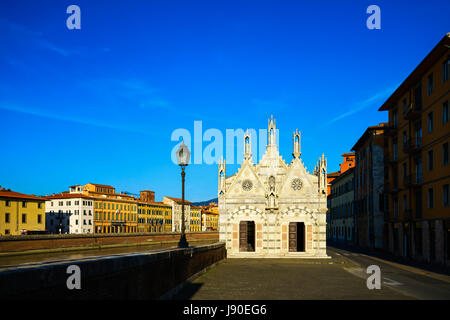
[[174, 250, 413, 300]]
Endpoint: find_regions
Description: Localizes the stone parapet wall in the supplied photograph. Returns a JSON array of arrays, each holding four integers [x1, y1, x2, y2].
[[0, 242, 226, 299], [0, 232, 219, 253]]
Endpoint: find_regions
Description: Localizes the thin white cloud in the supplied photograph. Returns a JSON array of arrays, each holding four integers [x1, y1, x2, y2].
[[322, 85, 397, 127], [0, 104, 153, 136], [1, 19, 74, 57], [37, 39, 75, 57], [82, 78, 171, 110]]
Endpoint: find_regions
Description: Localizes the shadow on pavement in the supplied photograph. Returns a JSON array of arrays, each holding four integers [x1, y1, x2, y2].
[[172, 282, 204, 300]]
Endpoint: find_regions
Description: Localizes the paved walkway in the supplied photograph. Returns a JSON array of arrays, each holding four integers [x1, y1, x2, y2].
[[174, 249, 413, 300]]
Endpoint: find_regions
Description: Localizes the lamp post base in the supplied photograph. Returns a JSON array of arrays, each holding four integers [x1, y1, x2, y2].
[[178, 234, 189, 248]]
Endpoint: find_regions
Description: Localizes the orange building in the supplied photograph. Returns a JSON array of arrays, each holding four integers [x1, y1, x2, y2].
[[327, 153, 355, 195], [379, 34, 450, 266]]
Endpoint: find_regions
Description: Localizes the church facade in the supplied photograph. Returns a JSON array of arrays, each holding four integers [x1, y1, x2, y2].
[[218, 116, 329, 258]]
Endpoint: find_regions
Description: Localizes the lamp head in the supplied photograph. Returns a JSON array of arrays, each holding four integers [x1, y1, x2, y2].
[[176, 141, 191, 167]]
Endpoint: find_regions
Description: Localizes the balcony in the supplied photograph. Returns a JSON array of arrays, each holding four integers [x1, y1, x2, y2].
[[384, 183, 398, 194], [404, 174, 422, 188], [384, 153, 398, 164], [384, 125, 398, 137], [403, 138, 423, 154], [403, 104, 421, 120], [404, 209, 413, 221]]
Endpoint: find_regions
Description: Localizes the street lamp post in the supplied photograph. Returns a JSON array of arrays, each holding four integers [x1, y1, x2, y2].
[[176, 141, 190, 248]]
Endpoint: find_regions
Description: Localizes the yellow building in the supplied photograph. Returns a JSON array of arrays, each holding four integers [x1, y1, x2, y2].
[[137, 191, 172, 233], [379, 33, 450, 265], [201, 203, 219, 231], [190, 205, 202, 232], [0, 187, 46, 236], [72, 184, 138, 234]]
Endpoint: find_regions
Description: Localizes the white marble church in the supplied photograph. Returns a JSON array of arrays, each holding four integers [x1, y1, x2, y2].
[[218, 116, 329, 258]]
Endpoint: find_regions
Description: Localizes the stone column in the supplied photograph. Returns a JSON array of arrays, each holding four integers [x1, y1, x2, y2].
[[282, 224, 287, 252], [307, 224, 313, 252], [256, 223, 263, 253], [232, 223, 238, 252]]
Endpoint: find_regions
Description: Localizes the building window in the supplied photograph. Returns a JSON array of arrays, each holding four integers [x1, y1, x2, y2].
[[393, 139, 398, 160], [415, 156, 423, 183], [443, 58, 449, 83], [428, 188, 434, 209], [38, 202, 42, 209], [4, 229, 10, 235], [443, 143, 449, 166], [5, 213, 10, 223], [22, 214, 26, 224], [393, 109, 398, 128], [427, 112, 433, 133], [427, 73, 434, 95], [428, 150, 434, 171], [443, 101, 449, 124], [22, 201, 26, 208], [443, 184, 449, 207], [5, 200, 10, 207], [403, 195, 407, 212], [402, 163, 407, 179], [393, 198, 398, 218], [402, 98, 407, 116], [38, 214, 42, 224]]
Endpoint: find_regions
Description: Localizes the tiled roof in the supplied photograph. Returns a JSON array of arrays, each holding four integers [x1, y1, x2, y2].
[[0, 189, 44, 201], [165, 196, 192, 204], [136, 199, 171, 207], [44, 193, 94, 200]]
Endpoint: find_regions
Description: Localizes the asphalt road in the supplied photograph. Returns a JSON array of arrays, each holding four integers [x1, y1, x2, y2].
[[174, 246, 450, 300], [330, 246, 450, 300]]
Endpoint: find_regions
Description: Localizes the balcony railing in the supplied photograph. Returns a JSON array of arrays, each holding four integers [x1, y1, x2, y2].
[[384, 125, 398, 137], [384, 153, 398, 164], [403, 104, 421, 120], [404, 209, 413, 221], [403, 137, 423, 154], [384, 183, 398, 194], [404, 174, 422, 188]]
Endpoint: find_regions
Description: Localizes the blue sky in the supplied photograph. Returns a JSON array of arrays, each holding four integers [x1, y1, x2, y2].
[[0, 0, 449, 201]]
